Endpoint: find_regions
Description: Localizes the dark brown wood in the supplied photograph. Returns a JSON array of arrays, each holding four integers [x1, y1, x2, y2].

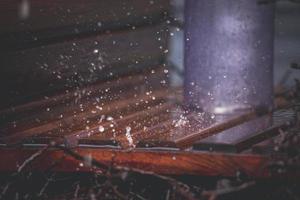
[[1, 87, 170, 144], [0, 147, 271, 178], [0, 67, 167, 119]]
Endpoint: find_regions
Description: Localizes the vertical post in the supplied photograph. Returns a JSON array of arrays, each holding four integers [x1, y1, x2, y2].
[[184, 0, 275, 115]]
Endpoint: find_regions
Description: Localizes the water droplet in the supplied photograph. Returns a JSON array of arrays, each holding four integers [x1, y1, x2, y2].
[[98, 126, 105, 132]]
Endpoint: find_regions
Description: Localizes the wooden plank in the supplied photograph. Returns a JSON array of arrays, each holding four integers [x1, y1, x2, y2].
[[0, 24, 168, 108], [1, 88, 171, 145], [135, 109, 268, 149], [0, 67, 167, 120], [2, 80, 292, 154], [0, 147, 271, 178], [102, 102, 174, 148], [0, 67, 168, 132], [77, 102, 173, 147], [174, 108, 272, 149]]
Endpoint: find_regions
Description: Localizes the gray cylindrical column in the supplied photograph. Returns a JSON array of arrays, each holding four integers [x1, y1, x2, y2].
[[184, 0, 275, 115]]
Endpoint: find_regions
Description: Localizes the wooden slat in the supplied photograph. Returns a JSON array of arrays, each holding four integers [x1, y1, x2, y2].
[[135, 110, 268, 149], [1, 79, 292, 155], [0, 24, 168, 108], [0, 67, 167, 121], [1, 87, 171, 145], [0, 67, 167, 132], [0, 147, 271, 178], [136, 111, 215, 148], [37, 92, 170, 147], [77, 102, 173, 147], [105, 102, 174, 148]]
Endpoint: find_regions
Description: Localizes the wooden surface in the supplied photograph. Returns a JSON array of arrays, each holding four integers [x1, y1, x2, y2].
[[0, 147, 271, 178], [0, 67, 170, 144], [0, 0, 170, 108], [0, 66, 294, 177], [193, 112, 294, 153], [0, 23, 168, 108], [0, 66, 292, 151]]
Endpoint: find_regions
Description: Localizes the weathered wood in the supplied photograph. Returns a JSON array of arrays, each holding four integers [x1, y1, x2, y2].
[[0, 147, 271, 178], [0, 67, 167, 121], [79, 102, 174, 148]]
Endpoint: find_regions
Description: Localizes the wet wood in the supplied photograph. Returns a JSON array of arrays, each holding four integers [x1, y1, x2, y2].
[[174, 108, 272, 149], [252, 137, 277, 154], [0, 66, 166, 123], [83, 102, 174, 148], [193, 117, 291, 153], [0, 24, 168, 108], [0, 67, 167, 132], [0, 147, 271, 178]]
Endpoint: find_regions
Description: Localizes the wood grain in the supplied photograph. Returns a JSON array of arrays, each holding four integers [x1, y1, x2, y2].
[[0, 24, 168, 108], [0, 147, 271, 178]]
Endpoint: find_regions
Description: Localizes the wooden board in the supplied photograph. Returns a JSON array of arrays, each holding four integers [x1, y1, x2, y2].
[[0, 67, 170, 144], [193, 109, 296, 153], [0, 147, 271, 178], [0, 24, 169, 108], [0, 62, 293, 177]]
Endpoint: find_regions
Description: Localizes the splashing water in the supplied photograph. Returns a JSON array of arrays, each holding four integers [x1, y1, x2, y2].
[[125, 126, 135, 148]]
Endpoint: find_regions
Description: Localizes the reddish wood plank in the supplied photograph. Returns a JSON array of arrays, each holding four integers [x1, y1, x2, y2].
[[0, 147, 271, 178]]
